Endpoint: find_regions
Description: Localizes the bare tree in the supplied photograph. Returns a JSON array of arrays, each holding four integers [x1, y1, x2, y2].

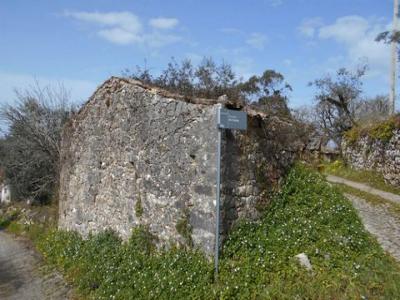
[[292, 105, 319, 129], [0, 82, 74, 203], [290, 105, 321, 147], [309, 66, 367, 143], [354, 95, 390, 123]]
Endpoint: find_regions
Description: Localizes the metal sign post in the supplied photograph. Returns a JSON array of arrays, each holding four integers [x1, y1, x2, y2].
[[215, 126, 222, 279], [214, 105, 247, 280]]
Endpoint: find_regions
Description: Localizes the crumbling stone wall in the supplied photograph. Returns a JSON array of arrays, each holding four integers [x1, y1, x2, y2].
[[342, 129, 400, 187], [59, 77, 299, 255]]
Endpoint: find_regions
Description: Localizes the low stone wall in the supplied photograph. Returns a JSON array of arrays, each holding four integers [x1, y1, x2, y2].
[[342, 129, 400, 187], [59, 77, 300, 255]]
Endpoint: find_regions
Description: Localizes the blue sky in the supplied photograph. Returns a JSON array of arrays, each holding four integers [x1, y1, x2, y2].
[[0, 0, 397, 109]]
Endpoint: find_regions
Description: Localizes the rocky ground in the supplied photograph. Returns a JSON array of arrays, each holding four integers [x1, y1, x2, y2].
[[327, 175, 400, 262], [0, 231, 72, 300], [344, 193, 400, 261]]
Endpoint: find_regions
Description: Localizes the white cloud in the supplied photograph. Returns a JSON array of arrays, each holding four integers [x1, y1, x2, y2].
[[298, 17, 323, 38], [98, 27, 143, 45], [149, 18, 179, 30], [65, 11, 142, 32], [317, 16, 390, 72], [246, 33, 268, 50], [65, 11, 181, 48], [319, 16, 369, 43]]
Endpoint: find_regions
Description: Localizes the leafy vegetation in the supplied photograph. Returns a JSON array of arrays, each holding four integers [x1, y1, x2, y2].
[[36, 228, 212, 300], [344, 114, 400, 145], [125, 57, 292, 116], [0, 200, 59, 239], [134, 197, 143, 218], [0, 208, 20, 229], [323, 160, 400, 196], [14, 166, 397, 299]]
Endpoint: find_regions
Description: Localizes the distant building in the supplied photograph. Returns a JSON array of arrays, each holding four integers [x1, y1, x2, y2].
[[304, 135, 340, 162]]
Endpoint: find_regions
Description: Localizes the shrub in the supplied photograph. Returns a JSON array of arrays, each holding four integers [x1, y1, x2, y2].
[[0, 83, 75, 203], [125, 57, 292, 116], [344, 126, 362, 145], [369, 117, 396, 142], [0, 209, 19, 229], [344, 114, 400, 145]]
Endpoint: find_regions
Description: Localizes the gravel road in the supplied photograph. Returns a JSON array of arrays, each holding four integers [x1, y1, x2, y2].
[[0, 231, 71, 300], [344, 193, 400, 261], [326, 175, 400, 204], [326, 175, 400, 262]]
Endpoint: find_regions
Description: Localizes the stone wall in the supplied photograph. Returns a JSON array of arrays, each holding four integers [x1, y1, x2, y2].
[[59, 77, 299, 255], [342, 129, 400, 187]]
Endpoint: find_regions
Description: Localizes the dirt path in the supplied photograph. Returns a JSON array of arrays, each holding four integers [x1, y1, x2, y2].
[[344, 193, 400, 261], [0, 231, 71, 300], [326, 175, 400, 204]]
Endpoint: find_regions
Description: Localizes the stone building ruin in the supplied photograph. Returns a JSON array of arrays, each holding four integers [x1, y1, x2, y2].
[[59, 77, 300, 254]]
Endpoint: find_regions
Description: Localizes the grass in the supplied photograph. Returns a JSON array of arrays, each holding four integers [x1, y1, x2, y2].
[[0, 209, 20, 229], [334, 183, 400, 217], [0, 201, 59, 243], [322, 160, 400, 196], [17, 165, 399, 299]]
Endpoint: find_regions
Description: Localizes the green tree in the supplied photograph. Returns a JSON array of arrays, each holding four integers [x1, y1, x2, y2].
[[240, 69, 292, 116]]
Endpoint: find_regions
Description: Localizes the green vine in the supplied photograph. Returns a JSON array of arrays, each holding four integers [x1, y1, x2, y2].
[[135, 195, 143, 218]]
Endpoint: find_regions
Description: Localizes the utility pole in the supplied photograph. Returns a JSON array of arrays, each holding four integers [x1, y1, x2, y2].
[[390, 0, 399, 115]]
